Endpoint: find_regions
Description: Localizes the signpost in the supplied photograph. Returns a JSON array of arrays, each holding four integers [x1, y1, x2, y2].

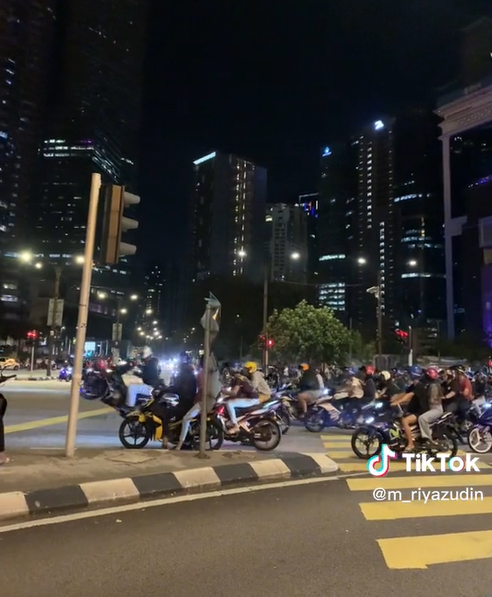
[[198, 293, 221, 458]]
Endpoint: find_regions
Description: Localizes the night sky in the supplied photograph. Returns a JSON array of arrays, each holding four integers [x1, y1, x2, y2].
[[138, 0, 492, 263]]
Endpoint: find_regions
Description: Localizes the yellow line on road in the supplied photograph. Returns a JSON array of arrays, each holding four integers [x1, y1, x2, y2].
[[360, 495, 492, 520], [347, 474, 492, 491], [5, 407, 112, 434], [322, 448, 354, 458], [320, 435, 350, 442], [377, 530, 492, 569]]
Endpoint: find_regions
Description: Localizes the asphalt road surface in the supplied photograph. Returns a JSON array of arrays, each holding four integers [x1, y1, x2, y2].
[[2, 477, 491, 597], [3, 381, 324, 453]]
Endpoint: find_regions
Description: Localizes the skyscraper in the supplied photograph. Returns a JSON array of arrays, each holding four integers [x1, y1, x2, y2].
[[0, 1, 56, 245], [297, 193, 319, 283], [318, 112, 445, 338], [190, 151, 267, 282], [34, 0, 147, 270], [266, 204, 307, 284]]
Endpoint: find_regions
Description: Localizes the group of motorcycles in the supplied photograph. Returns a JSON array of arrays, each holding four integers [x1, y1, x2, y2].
[[79, 362, 492, 458]]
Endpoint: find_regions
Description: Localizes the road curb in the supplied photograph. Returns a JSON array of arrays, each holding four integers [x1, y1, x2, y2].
[[0, 453, 338, 521], [14, 377, 57, 381]]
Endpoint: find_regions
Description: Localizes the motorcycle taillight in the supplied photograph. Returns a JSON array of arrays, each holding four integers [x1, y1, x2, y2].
[[217, 405, 225, 415]]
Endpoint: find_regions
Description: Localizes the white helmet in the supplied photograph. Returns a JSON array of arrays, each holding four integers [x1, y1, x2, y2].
[[141, 346, 152, 359], [380, 370, 391, 381]]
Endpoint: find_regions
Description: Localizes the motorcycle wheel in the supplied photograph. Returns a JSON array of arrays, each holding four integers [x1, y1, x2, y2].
[[278, 408, 291, 434], [118, 416, 152, 449], [351, 428, 382, 459], [468, 427, 492, 454], [304, 407, 325, 433], [251, 420, 282, 451]]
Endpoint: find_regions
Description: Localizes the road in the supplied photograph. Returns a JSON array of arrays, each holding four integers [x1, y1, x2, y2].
[[1, 476, 491, 597], [3, 381, 324, 453]]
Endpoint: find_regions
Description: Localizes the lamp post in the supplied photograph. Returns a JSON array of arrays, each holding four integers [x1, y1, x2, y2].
[[19, 252, 84, 376], [359, 257, 383, 366], [239, 249, 301, 368]]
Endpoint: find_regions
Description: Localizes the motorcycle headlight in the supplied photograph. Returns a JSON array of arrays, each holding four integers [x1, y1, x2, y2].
[[375, 402, 383, 409], [365, 417, 375, 424]]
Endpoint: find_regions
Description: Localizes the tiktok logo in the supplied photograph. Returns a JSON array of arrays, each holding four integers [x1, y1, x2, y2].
[[366, 444, 397, 477]]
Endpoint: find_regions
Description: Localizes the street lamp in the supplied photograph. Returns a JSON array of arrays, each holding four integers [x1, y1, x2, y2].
[[34, 262, 43, 270], [120, 308, 128, 314], [130, 294, 138, 301], [408, 260, 417, 267], [359, 258, 383, 364], [74, 255, 85, 264], [19, 250, 33, 263]]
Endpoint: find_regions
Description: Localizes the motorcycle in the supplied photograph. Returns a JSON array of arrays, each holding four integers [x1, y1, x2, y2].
[[58, 366, 73, 382], [467, 401, 492, 453], [351, 405, 458, 460], [214, 397, 282, 451], [118, 395, 224, 450], [304, 392, 382, 432]]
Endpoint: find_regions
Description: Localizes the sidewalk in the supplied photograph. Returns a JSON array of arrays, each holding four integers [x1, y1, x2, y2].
[[0, 448, 338, 521]]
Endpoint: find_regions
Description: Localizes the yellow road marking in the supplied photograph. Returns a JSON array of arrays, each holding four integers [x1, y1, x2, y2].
[[323, 449, 354, 458], [339, 461, 490, 473], [347, 474, 492, 491], [360, 495, 492, 520], [5, 407, 112, 434], [377, 530, 492, 569], [320, 435, 350, 442]]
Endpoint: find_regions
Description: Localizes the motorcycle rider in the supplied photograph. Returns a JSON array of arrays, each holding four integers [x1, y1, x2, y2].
[[244, 361, 272, 403], [360, 365, 377, 400], [222, 364, 260, 434], [125, 346, 160, 407], [160, 352, 198, 448], [378, 370, 401, 399], [391, 365, 426, 451], [297, 363, 322, 417], [417, 366, 444, 446]]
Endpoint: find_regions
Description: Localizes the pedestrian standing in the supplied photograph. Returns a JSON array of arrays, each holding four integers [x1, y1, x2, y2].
[[0, 394, 9, 464]]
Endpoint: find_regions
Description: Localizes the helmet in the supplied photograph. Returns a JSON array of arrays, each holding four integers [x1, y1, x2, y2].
[[425, 366, 439, 380], [380, 370, 391, 381], [365, 365, 375, 376], [300, 363, 309, 371], [141, 346, 152, 359], [408, 365, 423, 379], [243, 361, 257, 374]]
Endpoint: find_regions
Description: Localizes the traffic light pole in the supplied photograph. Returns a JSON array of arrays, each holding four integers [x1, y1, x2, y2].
[[46, 266, 62, 377], [65, 173, 101, 457]]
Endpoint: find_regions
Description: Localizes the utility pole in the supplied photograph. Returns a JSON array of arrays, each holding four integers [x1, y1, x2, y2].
[[262, 264, 269, 368], [65, 173, 101, 457], [377, 270, 383, 367], [46, 266, 63, 377]]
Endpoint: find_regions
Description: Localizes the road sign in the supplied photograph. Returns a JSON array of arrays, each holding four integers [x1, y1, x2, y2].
[[47, 299, 64, 327], [112, 323, 123, 342]]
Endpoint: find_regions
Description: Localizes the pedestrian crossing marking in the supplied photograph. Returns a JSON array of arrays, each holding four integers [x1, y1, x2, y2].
[[347, 474, 492, 491], [377, 530, 492, 569], [321, 448, 354, 458], [360, 496, 492, 520]]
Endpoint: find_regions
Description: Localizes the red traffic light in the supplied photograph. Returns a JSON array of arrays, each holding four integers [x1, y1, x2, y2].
[[27, 330, 38, 339], [395, 329, 408, 339], [267, 339, 274, 348]]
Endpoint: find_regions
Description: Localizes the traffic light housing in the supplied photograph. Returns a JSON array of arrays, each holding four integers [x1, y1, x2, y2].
[[27, 330, 38, 340], [100, 184, 139, 265], [395, 329, 409, 344]]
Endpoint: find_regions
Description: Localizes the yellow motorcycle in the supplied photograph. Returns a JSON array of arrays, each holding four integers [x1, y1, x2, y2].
[[118, 397, 224, 450]]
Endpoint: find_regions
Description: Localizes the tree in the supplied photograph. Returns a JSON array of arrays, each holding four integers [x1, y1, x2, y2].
[[266, 300, 352, 364]]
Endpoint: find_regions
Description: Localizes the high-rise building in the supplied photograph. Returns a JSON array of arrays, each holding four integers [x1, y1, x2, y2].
[[318, 112, 445, 337], [266, 204, 307, 283], [0, 1, 57, 333], [34, 0, 147, 276], [297, 193, 319, 282], [144, 262, 164, 319], [0, 1, 56, 246], [190, 151, 267, 282]]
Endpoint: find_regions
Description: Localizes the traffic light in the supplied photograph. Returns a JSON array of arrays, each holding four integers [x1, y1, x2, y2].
[[258, 335, 265, 348], [395, 329, 409, 344], [26, 330, 38, 340], [267, 339, 274, 348], [100, 184, 139, 265]]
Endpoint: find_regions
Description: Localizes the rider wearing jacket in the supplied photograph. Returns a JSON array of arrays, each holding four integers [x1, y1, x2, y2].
[[418, 367, 443, 445]]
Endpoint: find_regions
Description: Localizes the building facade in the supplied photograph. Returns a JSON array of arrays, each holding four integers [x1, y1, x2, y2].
[[318, 112, 445, 339], [266, 203, 308, 284], [190, 151, 267, 282]]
